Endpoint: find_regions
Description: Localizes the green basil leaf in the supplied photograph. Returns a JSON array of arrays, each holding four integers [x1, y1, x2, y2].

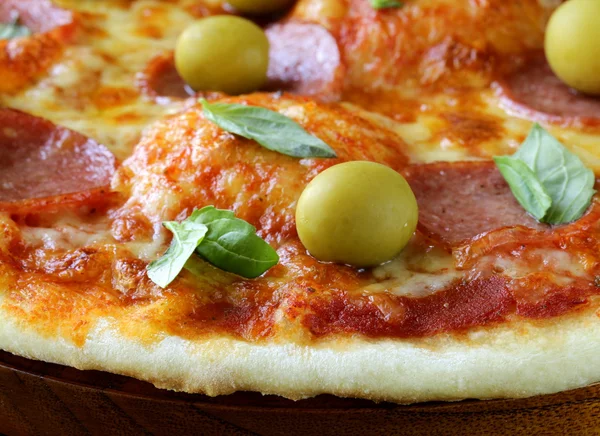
[[370, 0, 403, 9], [147, 221, 208, 288], [0, 14, 31, 40], [494, 124, 595, 224], [493, 156, 552, 221], [189, 206, 279, 278], [200, 98, 337, 158]]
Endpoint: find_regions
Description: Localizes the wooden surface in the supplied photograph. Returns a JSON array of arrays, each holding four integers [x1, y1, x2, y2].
[[1, 351, 600, 435]]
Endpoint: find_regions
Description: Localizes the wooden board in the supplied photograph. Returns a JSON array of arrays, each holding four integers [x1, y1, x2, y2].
[[1, 351, 600, 435]]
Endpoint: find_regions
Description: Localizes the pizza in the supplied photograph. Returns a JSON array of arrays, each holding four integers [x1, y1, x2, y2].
[[2, 0, 600, 405]]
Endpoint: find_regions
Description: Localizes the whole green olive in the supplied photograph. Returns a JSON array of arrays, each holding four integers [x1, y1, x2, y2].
[[174, 16, 269, 95], [545, 0, 600, 95], [226, 0, 294, 15], [295, 161, 418, 268]]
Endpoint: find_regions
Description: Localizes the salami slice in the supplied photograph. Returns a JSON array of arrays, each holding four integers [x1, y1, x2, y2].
[[497, 54, 600, 126], [265, 22, 343, 102], [137, 52, 194, 103], [0, 109, 115, 213], [404, 161, 546, 246]]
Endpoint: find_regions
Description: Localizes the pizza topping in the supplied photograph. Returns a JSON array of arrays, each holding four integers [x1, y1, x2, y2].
[[200, 98, 337, 158], [304, 270, 600, 338], [0, 0, 78, 94], [296, 161, 418, 267], [454, 198, 600, 270], [494, 124, 595, 224], [137, 53, 194, 102], [305, 276, 513, 338], [192, 206, 279, 277], [226, 0, 293, 14], [404, 161, 546, 246], [0, 13, 30, 40], [0, 109, 116, 212], [114, 94, 410, 245], [147, 220, 208, 288], [370, 0, 403, 9], [148, 206, 279, 288], [175, 16, 269, 95], [265, 23, 343, 102], [141, 22, 344, 102], [544, 0, 600, 96], [498, 55, 600, 125], [494, 156, 551, 221]]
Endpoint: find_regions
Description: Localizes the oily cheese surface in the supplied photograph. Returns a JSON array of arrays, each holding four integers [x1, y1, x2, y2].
[[2, 0, 600, 404]]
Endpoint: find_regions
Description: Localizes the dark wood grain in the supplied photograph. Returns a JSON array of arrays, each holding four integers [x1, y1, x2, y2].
[[1, 350, 600, 435]]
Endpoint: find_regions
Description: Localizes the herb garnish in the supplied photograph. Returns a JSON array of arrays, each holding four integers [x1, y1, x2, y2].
[[494, 124, 595, 224], [200, 99, 337, 158], [147, 206, 279, 288]]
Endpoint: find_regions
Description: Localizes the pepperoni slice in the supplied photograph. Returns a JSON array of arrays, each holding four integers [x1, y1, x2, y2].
[[0, 109, 116, 213], [0, 0, 77, 94], [265, 22, 343, 102], [404, 161, 546, 246], [136, 52, 194, 103], [497, 53, 600, 127], [453, 198, 600, 270]]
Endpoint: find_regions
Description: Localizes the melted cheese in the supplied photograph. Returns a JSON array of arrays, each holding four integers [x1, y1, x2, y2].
[[367, 242, 460, 298], [1, 0, 200, 160], [487, 249, 590, 280], [20, 220, 113, 251]]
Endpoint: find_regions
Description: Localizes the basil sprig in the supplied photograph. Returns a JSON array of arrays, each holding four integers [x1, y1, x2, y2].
[[147, 221, 208, 288], [370, 0, 403, 9], [190, 207, 280, 278], [147, 206, 279, 288], [200, 99, 336, 158], [494, 124, 595, 224], [0, 14, 31, 40]]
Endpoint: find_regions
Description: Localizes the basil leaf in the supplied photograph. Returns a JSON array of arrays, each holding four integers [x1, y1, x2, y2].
[[146, 207, 278, 287], [370, 0, 403, 8], [494, 124, 595, 224], [147, 221, 208, 288], [189, 206, 279, 278], [513, 124, 596, 224], [493, 156, 552, 221], [0, 14, 31, 40], [200, 98, 337, 158]]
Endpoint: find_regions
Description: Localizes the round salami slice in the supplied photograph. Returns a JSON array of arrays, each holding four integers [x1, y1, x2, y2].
[[265, 22, 343, 102], [0, 109, 116, 213], [0, 0, 78, 94], [137, 52, 194, 103], [403, 161, 546, 246], [497, 54, 600, 126]]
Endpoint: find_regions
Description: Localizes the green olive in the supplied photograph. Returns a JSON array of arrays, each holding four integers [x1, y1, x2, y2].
[[295, 161, 418, 268], [175, 16, 269, 95], [226, 0, 294, 15], [545, 0, 600, 95]]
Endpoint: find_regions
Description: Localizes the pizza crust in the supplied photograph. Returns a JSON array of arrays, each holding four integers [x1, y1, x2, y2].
[[1, 0, 599, 407], [1, 291, 599, 403]]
